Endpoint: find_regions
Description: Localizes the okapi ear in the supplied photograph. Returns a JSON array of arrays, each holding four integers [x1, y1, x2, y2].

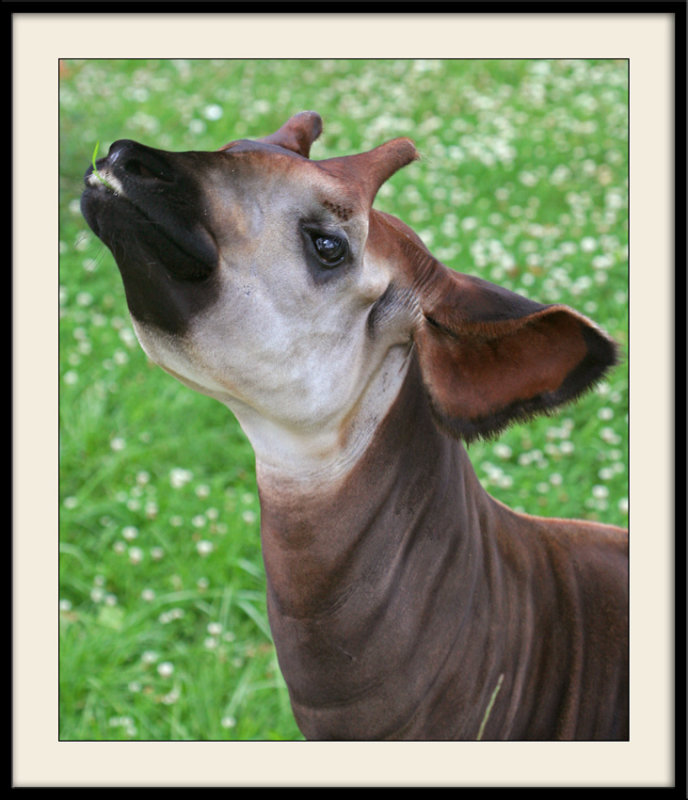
[[411, 259, 619, 442], [319, 138, 419, 204], [258, 111, 323, 157]]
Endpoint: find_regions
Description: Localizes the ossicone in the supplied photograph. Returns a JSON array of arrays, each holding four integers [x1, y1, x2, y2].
[[319, 137, 419, 204], [258, 111, 324, 158]]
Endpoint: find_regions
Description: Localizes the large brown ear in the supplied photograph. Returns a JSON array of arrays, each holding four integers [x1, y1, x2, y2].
[[409, 256, 619, 442], [258, 111, 323, 157]]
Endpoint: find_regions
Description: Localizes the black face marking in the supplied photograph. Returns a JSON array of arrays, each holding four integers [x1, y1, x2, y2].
[[321, 199, 354, 222], [81, 139, 220, 334]]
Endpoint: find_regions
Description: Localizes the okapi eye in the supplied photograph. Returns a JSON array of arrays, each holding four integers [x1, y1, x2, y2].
[[311, 233, 347, 267]]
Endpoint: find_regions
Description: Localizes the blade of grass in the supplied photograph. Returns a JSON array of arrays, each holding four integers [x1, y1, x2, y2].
[[476, 673, 504, 741], [91, 141, 117, 192]]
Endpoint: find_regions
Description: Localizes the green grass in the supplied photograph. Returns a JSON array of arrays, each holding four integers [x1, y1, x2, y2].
[[59, 58, 628, 741]]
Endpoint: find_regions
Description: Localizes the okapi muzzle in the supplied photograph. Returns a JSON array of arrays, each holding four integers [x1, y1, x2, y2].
[[81, 111, 628, 741]]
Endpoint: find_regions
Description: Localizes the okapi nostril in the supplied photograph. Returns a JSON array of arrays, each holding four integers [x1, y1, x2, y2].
[[124, 159, 160, 180], [124, 159, 155, 178], [105, 141, 174, 182]]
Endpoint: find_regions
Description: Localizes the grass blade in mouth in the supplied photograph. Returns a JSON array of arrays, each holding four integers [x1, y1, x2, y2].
[[91, 141, 117, 193]]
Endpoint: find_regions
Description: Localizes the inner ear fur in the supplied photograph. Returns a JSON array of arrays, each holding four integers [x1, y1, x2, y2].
[[412, 261, 619, 442]]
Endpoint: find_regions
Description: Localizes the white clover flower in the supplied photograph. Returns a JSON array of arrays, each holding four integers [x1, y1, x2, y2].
[[196, 540, 214, 557], [600, 427, 621, 445], [170, 468, 193, 488], [157, 661, 174, 678], [170, 467, 193, 489], [494, 443, 512, 459], [203, 103, 223, 121], [119, 327, 137, 348], [550, 165, 570, 185], [158, 608, 184, 624], [592, 254, 613, 270]]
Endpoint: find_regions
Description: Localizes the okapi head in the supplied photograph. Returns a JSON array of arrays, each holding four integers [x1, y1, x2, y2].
[[81, 111, 617, 484]]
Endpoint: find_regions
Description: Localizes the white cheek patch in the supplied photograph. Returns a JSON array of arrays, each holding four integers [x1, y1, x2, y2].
[[131, 279, 414, 491], [130, 319, 242, 404]]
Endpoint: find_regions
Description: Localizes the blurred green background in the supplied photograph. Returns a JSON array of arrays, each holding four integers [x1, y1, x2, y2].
[[59, 59, 628, 741]]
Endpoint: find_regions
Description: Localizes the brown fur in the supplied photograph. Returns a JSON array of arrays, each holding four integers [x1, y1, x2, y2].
[[82, 111, 628, 741]]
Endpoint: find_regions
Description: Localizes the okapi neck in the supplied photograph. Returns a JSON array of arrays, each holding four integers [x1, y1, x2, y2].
[[254, 355, 509, 739], [255, 352, 493, 618]]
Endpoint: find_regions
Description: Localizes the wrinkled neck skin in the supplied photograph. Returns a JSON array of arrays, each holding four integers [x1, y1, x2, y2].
[[244, 353, 565, 741]]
